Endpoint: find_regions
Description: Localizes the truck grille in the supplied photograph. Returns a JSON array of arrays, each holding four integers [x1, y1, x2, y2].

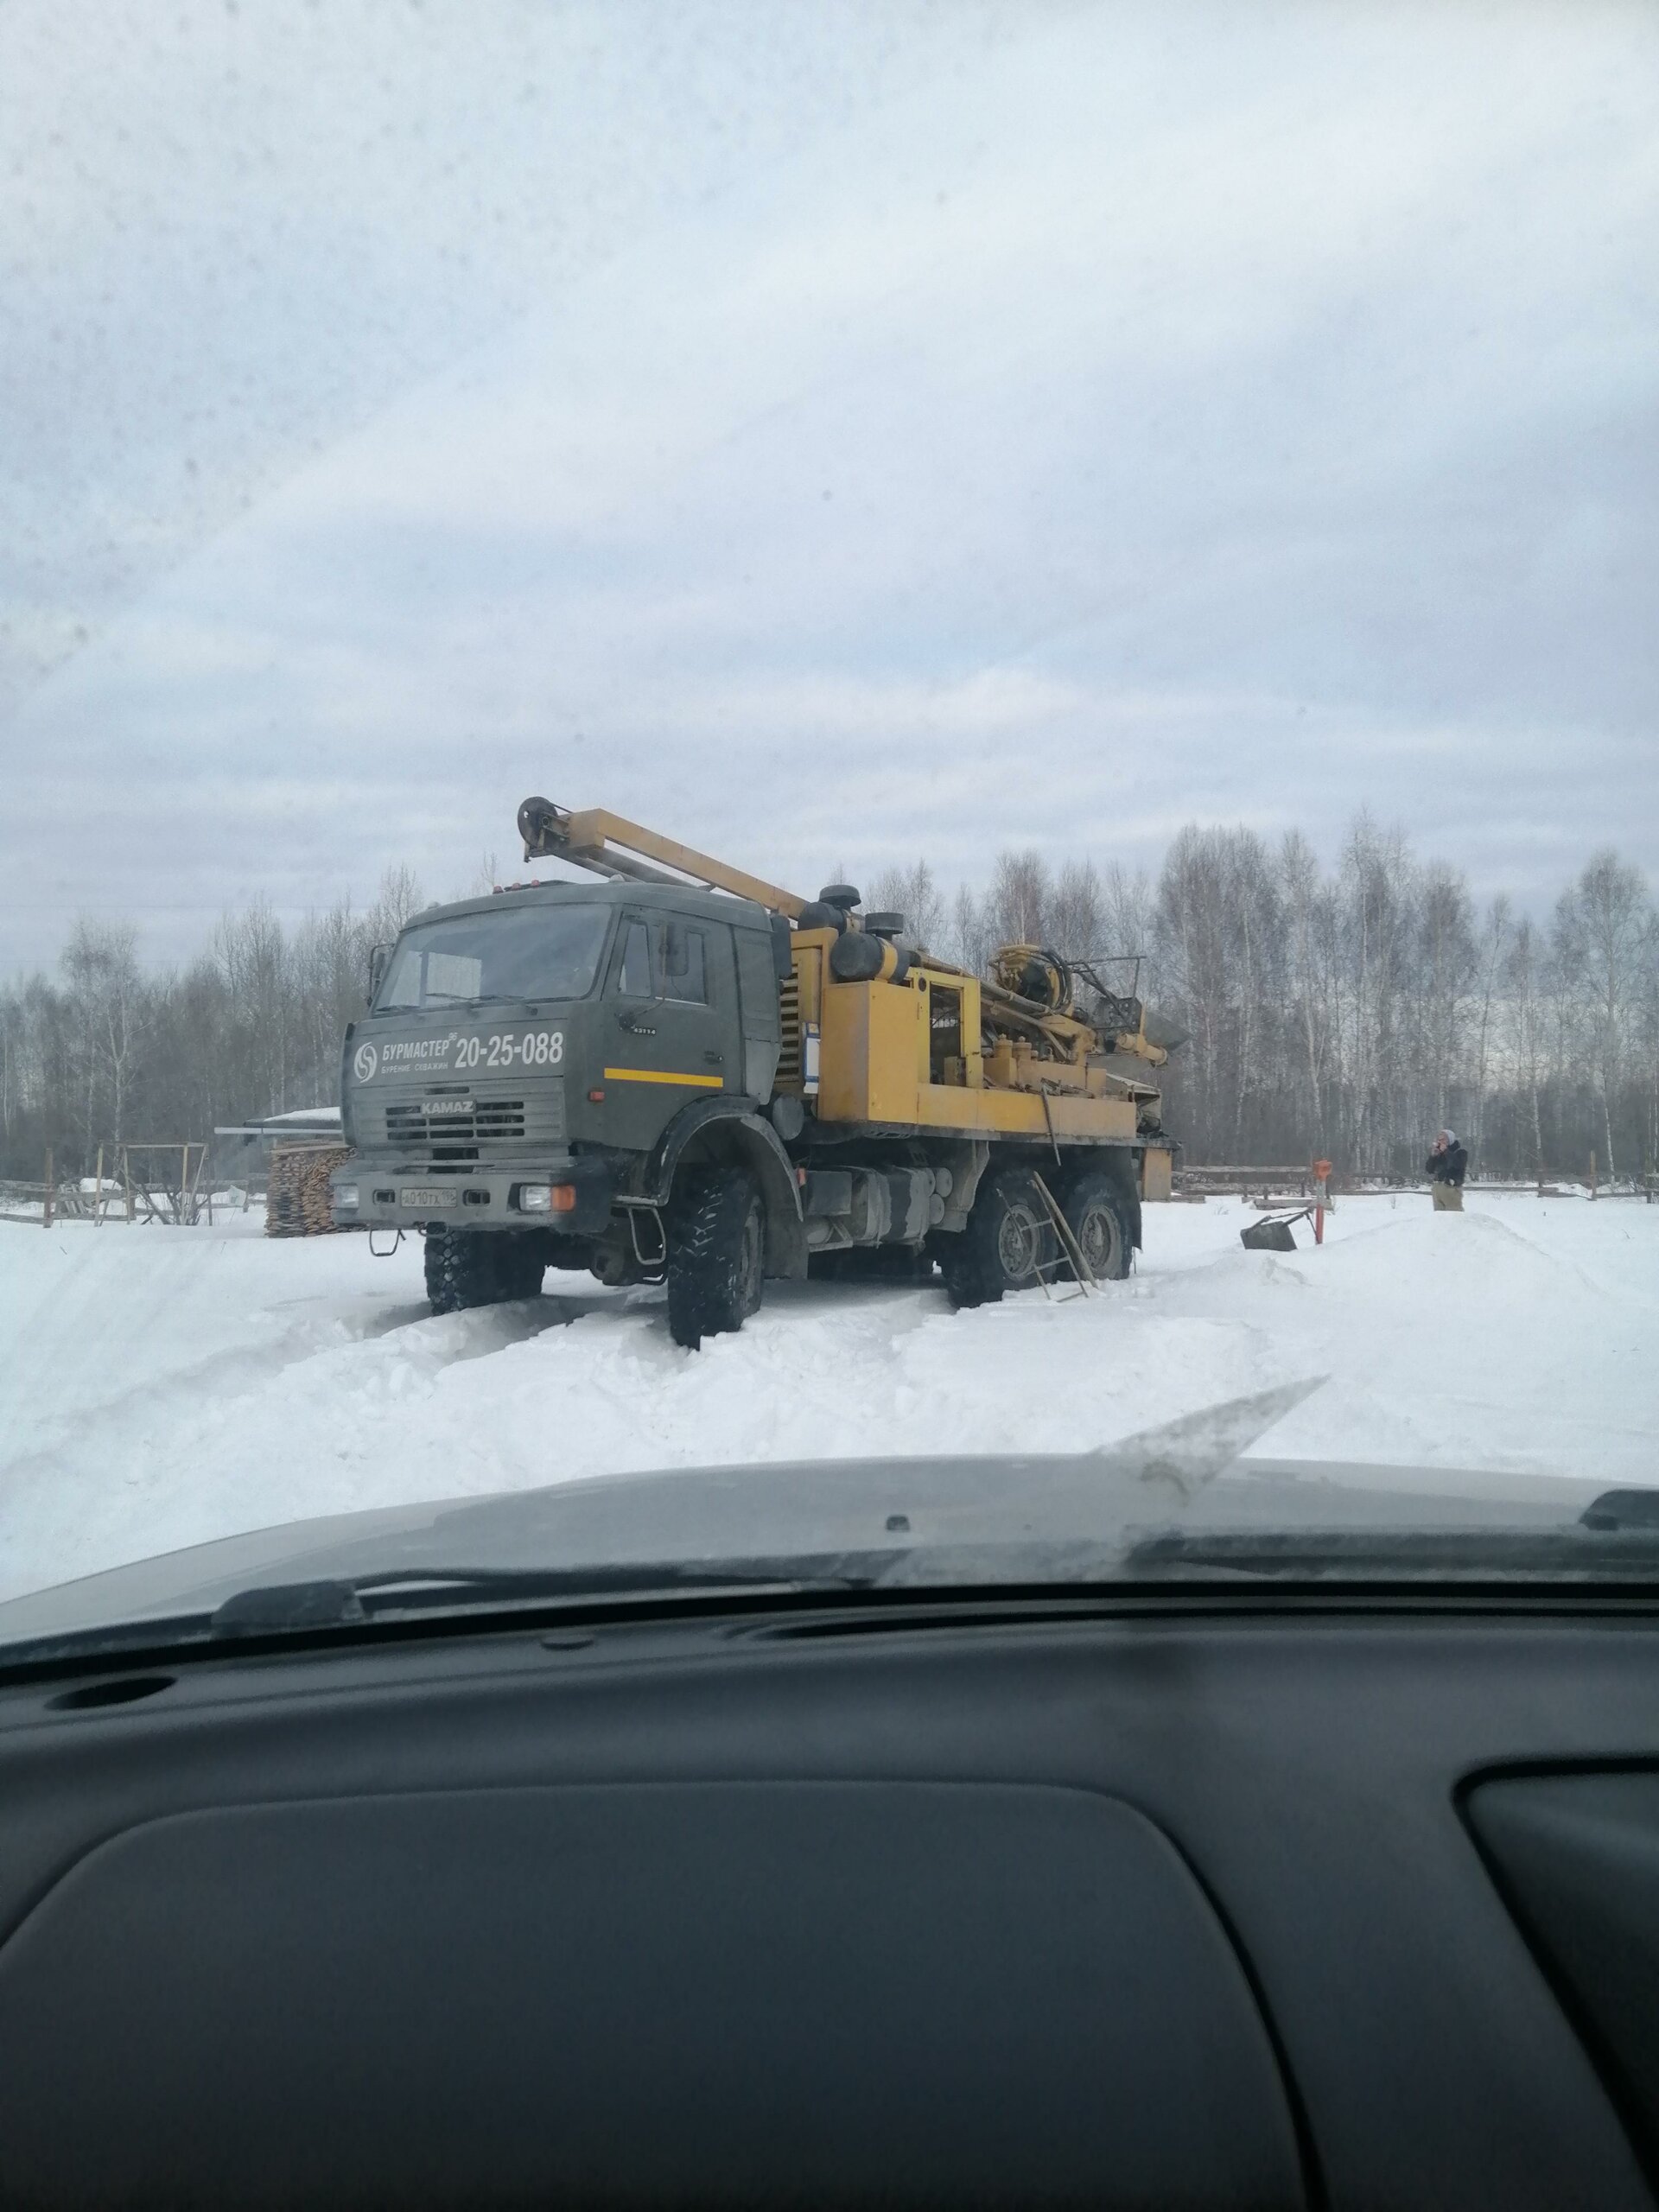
[[776, 971, 802, 1088], [369, 1083, 565, 1152]]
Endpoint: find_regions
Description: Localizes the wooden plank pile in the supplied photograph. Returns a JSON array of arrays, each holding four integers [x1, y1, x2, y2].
[[266, 1145, 354, 1237]]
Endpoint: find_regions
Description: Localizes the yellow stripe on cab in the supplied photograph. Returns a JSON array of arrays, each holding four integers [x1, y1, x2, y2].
[[602, 1067, 723, 1088]]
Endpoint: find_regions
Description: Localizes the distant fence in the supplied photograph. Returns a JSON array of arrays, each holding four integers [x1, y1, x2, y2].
[[1174, 1161, 1656, 1203], [1175, 1165, 1321, 1201], [0, 1143, 221, 1226], [0, 1176, 108, 1225]]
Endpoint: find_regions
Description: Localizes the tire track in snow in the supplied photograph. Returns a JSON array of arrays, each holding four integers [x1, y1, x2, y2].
[[0, 1293, 605, 1596]]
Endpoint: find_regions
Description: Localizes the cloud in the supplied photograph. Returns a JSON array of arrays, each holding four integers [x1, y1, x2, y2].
[[3, 0, 1656, 970]]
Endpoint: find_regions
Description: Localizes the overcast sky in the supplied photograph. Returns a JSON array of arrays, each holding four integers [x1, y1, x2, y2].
[[3, 0, 1656, 972]]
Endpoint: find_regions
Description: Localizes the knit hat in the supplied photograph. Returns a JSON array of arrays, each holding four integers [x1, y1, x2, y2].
[[1440, 1129, 1456, 1146]]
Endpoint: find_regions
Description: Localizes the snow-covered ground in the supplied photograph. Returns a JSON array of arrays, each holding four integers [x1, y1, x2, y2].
[[2, 1192, 1656, 1603]]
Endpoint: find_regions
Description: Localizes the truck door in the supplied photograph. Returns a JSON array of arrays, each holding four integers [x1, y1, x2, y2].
[[601, 912, 738, 1151]]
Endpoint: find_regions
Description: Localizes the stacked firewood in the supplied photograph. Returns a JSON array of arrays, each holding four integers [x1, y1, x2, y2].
[[266, 1145, 355, 1236]]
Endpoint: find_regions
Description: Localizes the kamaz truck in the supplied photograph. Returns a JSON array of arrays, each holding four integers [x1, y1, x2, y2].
[[332, 801, 1176, 1346]]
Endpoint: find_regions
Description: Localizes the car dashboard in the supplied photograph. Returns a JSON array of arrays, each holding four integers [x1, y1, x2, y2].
[[3, 1587, 1659, 2208]]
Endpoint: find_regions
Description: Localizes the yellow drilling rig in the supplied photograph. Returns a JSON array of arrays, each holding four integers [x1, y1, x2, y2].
[[332, 798, 1177, 1345]]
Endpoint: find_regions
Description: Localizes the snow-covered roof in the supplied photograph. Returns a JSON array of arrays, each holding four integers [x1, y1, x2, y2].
[[213, 1107, 342, 1140]]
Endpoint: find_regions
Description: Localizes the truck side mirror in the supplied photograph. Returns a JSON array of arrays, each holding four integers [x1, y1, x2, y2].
[[367, 942, 391, 1001], [770, 912, 794, 978]]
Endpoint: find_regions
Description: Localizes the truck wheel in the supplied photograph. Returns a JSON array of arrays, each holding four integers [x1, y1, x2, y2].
[[939, 1164, 1056, 1309], [424, 1226, 502, 1315], [1063, 1171, 1135, 1282], [666, 1167, 765, 1349]]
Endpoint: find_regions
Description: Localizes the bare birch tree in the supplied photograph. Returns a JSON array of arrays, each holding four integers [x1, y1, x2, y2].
[[868, 861, 946, 951], [1554, 851, 1650, 1178], [61, 918, 146, 1154], [987, 851, 1052, 947]]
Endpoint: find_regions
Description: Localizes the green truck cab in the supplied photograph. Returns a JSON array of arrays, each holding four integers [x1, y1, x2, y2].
[[332, 880, 806, 1345]]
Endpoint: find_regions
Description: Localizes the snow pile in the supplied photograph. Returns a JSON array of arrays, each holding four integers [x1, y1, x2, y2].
[[2, 1192, 1656, 1603]]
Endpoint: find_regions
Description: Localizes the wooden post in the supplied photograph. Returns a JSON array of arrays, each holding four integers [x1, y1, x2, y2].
[[92, 1144, 105, 1226], [1590, 1150, 1599, 1201], [124, 1147, 135, 1224], [42, 1147, 53, 1230]]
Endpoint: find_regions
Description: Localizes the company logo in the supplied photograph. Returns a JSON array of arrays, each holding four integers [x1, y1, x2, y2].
[[353, 1042, 378, 1083]]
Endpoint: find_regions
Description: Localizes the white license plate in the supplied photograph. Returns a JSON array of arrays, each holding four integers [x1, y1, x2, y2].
[[399, 1186, 457, 1209]]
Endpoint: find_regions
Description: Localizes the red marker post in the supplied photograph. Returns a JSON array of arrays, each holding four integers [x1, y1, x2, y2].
[[1312, 1159, 1332, 1245]]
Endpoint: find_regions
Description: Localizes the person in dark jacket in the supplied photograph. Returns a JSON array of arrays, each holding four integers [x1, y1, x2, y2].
[[1426, 1129, 1468, 1211]]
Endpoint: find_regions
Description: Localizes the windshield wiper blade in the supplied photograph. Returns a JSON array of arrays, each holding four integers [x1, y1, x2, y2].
[[1126, 1527, 1659, 1581], [207, 1557, 895, 1636], [1580, 1490, 1659, 1533], [0, 1559, 899, 1673]]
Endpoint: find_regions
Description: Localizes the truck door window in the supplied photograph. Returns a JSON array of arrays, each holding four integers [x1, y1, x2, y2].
[[658, 923, 708, 1005], [930, 986, 963, 1083], [615, 919, 652, 998]]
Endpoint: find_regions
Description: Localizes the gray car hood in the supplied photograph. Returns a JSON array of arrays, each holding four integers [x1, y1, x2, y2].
[[0, 1382, 1619, 1656]]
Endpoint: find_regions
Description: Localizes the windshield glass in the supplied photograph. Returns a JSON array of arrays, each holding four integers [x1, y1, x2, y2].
[[2, 3, 1656, 1649], [376, 906, 610, 1010]]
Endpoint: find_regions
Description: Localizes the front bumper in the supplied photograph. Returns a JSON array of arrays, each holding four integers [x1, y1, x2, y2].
[[329, 1154, 612, 1236]]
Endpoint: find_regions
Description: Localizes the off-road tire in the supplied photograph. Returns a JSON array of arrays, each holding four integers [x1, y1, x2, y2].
[[665, 1166, 765, 1349], [1061, 1169, 1135, 1282], [424, 1225, 503, 1314], [938, 1162, 1058, 1309]]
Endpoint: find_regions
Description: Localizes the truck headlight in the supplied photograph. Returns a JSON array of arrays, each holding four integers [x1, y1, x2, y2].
[[518, 1184, 576, 1214], [334, 1183, 359, 1211]]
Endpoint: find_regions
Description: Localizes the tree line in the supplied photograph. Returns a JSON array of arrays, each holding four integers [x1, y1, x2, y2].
[[3, 819, 1656, 1185], [0, 867, 425, 1182], [874, 814, 1656, 1182]]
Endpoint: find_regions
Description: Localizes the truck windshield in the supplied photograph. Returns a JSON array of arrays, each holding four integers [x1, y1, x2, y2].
[[376, 906, 611, 1010]]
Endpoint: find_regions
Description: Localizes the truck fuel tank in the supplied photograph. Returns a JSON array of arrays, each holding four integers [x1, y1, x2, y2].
[[800, 1166, 939, 1249]]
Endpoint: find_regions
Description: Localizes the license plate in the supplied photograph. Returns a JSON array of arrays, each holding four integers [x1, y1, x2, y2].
[[399, 1185, 457, 1209]]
